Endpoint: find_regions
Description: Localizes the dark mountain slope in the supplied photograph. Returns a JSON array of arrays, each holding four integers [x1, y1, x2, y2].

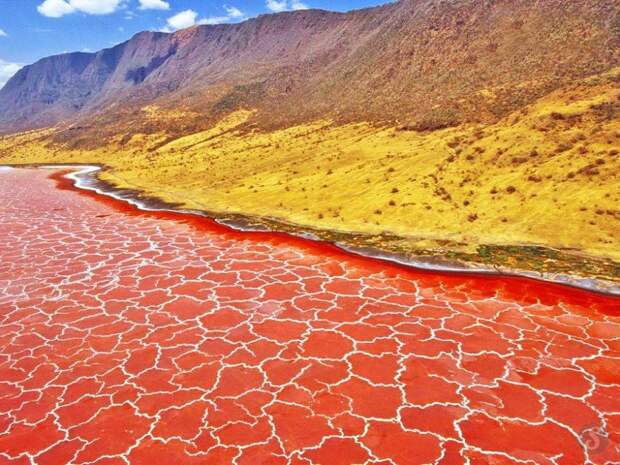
[[0, 0, 618, 138]]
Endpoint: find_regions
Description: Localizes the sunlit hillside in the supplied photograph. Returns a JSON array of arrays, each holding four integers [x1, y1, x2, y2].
[[2, 69, 618, 282]]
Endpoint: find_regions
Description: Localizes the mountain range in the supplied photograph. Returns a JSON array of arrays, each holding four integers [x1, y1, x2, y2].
[[1, 0, 619, 138]]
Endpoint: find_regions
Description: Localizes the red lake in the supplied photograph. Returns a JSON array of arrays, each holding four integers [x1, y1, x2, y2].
[[0, 167, 619, 465]]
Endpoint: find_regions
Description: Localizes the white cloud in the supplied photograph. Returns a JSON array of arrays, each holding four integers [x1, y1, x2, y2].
[[37, 0, 124, 18], [290, 0, 308, 9], [266, 0, 287, 12], [0, 29, 7, 37], [224, 6, 244, 18], [38, 0, 75, 17], [266, 0, 308, 12], [138, 0, 169, 10], [0, 59, 22, 89], [70, 0, 123, 14], [164, 9, 198, 31], [163, 5, 246, 31]]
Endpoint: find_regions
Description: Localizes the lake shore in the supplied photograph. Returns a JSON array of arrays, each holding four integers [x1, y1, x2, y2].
[[4, 163, 618, 295]]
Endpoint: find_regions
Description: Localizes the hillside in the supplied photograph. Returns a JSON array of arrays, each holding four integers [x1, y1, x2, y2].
[[2, 68, 619, 286], [1, 0, 619, 138]]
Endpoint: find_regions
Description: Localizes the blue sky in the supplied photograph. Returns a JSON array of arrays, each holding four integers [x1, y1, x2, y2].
[[0, 0, 386, 87]]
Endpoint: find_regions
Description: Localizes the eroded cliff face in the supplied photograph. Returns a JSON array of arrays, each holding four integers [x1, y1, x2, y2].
[[1, 0, 619, 139]]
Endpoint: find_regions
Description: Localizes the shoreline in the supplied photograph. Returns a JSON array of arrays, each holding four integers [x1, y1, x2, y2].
[[2, 163, 619, 297]]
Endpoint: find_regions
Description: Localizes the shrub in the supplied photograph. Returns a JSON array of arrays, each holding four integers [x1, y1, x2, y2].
[[406, 107, 460, 132], [555, 143, 573, 153]]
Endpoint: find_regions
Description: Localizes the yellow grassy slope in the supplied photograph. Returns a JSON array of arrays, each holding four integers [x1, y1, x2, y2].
[[1, 70, 619, 262]]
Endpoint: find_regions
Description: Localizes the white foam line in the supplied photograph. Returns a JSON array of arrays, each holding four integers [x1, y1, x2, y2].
[[63, 166, 620, 296], [60, 165, 274, 233], [64, 165, 173, 212], [54, 165, 209, 216]]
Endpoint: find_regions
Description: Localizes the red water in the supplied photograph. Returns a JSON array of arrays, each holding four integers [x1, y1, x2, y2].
[[0, 167, 619, 465]]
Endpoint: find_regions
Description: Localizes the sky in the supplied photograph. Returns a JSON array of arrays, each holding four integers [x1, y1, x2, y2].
[[0, 0, 386, 88]]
